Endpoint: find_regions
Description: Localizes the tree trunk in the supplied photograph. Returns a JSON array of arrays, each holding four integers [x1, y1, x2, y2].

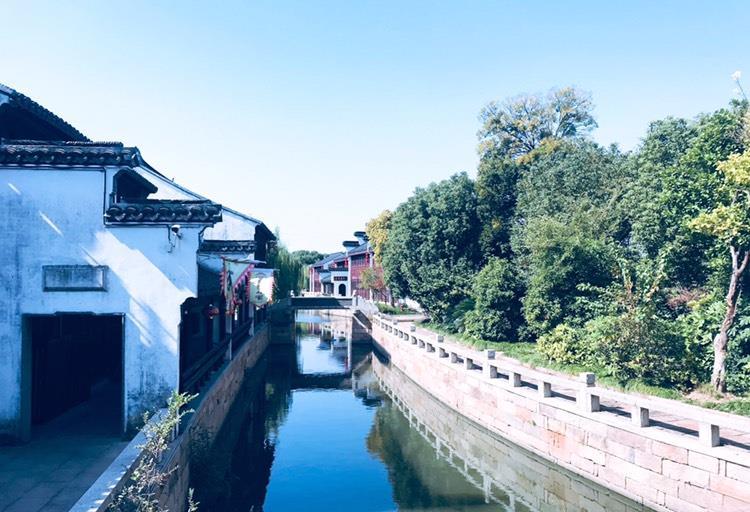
[[711, 247, 749, 393]]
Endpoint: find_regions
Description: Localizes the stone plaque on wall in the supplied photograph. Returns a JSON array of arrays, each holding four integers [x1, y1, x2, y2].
[[43, 265, 108, 291]]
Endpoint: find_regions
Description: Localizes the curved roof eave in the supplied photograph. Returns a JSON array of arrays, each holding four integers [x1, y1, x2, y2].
[[0, 83, 89, 142]]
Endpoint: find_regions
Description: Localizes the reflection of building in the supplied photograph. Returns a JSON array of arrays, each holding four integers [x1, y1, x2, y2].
[[0, 84, 274, 442], [308, 231, 390, 301]]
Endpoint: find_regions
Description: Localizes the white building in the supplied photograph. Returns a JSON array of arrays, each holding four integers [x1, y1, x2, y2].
[[0, 84, 273, 442]]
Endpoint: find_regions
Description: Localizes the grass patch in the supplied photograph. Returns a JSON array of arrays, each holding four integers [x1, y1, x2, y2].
[[700, 399, 750, 416], [377, 303, 419, 315]]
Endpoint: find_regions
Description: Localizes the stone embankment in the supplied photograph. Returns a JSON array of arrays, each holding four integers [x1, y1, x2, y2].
[[374, 356, 648, 511], [372, 314, 750, 512], [71, 326, 271, 512]]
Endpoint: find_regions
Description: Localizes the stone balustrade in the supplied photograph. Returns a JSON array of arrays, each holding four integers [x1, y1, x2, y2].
[[372, 313, 750, 512]]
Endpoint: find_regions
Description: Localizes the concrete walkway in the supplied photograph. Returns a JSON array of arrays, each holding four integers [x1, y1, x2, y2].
[[0, 383, 129, 512], [547, 382, 750, 450]]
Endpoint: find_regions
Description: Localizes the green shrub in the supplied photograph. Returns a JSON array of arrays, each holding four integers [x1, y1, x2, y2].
[[675, 296, 723, 384], [445, 298, 475, 333], [727, 311, 750, 394], [464, 309, 513, 342], [538, 324, 584, 365], [580, 310, 687, 387], [376, 303, 418, 315], [462, 257, 523, 342]]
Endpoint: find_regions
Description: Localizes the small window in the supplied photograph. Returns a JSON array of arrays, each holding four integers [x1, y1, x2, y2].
[[111, 168, 157, 203]]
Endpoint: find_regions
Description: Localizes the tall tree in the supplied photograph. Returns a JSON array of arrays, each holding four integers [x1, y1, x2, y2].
[[267, 241, 306, 298], [292, 250, 325, 266], [381, 173, 480, 319], [476, 88, 597, 260], [477, 87, 597, 160], [366, 210, 392, 265], [475, 150, 520, 259], [512, 140, 627, 336], [690, 151, 750, 392]]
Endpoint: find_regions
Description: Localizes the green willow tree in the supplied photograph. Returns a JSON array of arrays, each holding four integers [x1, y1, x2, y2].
[[267, 240, 308, 299], [691, 151, 750, 392]]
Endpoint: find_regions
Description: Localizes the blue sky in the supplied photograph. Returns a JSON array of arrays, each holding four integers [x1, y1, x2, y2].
[[2, 1, 749, 253]]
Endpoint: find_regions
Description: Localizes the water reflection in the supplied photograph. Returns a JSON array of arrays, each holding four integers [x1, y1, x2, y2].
[[190, 317, 650, 511], [371, 354, 650, 512]]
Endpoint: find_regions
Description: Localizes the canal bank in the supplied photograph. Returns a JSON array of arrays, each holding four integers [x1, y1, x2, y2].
[[189, 312, 649, 511], [71, 325, 271, 512], [372, 314, 750, 512], [372, 353, 647, 511]]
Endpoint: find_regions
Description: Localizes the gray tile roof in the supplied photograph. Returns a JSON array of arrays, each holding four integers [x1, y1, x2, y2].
[[0, 83, 88, 141], [105, 200, 222, 225]]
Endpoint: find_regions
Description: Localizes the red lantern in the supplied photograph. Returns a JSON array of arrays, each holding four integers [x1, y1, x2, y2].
[[206, 304, 220, 319]]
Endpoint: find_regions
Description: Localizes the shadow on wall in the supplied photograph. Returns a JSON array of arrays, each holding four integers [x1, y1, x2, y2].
[[0, 173, 199, 439]]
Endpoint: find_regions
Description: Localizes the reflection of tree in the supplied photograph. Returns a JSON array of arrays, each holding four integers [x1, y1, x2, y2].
[[366, 403, 490, 510]]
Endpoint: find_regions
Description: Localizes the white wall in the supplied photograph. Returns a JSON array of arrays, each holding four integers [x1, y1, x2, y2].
[[202, 209, 257, 242], [0, 166, 203, 439]]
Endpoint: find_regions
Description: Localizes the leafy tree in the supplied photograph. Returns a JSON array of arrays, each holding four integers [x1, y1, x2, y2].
[[360, 266, 389, 302], [463, 258, 523, 342], [291, 250, 325, 266], [381, 173, 480, 319], [475, 151, 520, 259], [511, 140, 628, 336], [520, 212, 617, 336], [514, 139, 626, 225], [290, 250, 325, 290], [477, 87, 597, 160], [624, 118, 697, 260], [630, 106, 746, 289], [267, 241, 306, 298], [690, 151, 750, 391], [366, 210, 392, 265]]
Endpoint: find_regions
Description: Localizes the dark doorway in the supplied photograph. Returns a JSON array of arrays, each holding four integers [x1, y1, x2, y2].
[[338, 284, 346, 296], [180, 297, 216, 382], [27, 314, 123, 433]]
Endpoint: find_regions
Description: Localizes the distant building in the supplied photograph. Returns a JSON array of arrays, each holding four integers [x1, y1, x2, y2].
[[0, 84, 274, 442], [308, 252, 348, 297], [307, 231, 390, 301]]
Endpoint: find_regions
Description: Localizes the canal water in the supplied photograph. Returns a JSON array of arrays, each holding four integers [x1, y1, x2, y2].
[[191, 312, 650, 512]]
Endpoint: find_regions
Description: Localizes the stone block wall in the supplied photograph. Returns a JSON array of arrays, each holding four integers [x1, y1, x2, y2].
[[373, 355, 647, 511], [372, 319, 750, 512], [158, 326, 270, 512]]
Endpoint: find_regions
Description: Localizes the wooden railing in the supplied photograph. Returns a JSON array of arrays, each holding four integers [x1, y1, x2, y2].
[[180, 317, 259, 394], [374, 313, 750, 451]]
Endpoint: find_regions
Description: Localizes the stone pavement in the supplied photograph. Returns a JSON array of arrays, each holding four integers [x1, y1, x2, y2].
[[0, 384, 129, 512]]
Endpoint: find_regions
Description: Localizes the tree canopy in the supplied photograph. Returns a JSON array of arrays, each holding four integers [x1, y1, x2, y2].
[[477, 87, 597, 160], [371, 87, 750, 397], [381, 173, 480, 320]]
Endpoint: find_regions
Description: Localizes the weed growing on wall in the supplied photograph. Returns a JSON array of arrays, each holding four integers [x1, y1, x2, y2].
[[110, 391, 198, 512]]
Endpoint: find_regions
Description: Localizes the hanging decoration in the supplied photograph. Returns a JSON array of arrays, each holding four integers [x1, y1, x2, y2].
[[249, 268, 275, 306], [220, 257, 255, 315]]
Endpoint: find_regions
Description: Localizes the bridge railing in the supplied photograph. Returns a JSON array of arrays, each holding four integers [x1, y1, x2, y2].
[[373, 313, 750, 455], [288, 296, 352, 309]]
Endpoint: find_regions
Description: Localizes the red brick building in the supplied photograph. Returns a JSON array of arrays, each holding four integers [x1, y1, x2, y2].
[[307, 231, 390, 301]]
